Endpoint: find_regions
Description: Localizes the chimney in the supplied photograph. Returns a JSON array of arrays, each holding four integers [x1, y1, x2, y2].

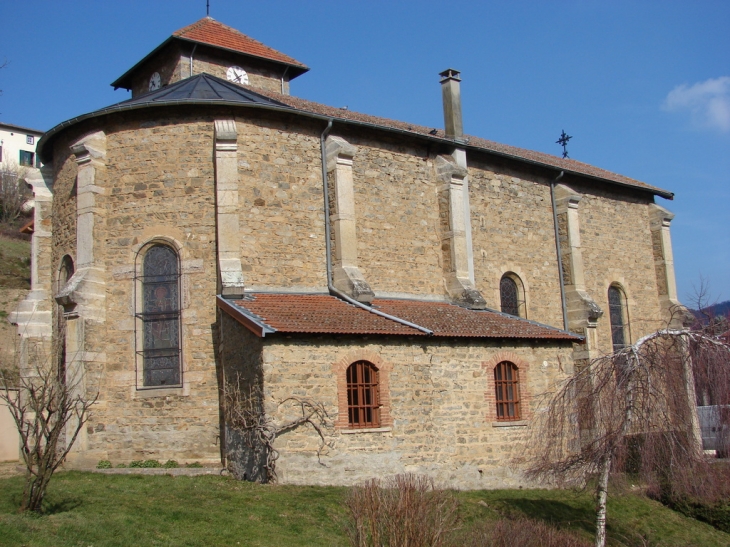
[[440, 68, 463, 140]]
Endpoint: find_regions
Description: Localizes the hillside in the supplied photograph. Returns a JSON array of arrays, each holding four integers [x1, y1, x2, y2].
[[0, 235, 30, 381]]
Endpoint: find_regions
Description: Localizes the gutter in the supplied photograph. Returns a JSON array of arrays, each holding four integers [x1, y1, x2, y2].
[[318, 119, 433, 336], [550, 171, 569, 331]]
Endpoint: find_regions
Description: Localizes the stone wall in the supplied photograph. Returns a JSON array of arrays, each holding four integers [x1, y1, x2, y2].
[[343, 130, 445, 297], [235, 114, 327, 290], [249, 332, 574, 489], [469, 159, 564, 326], [190, 48, 289, 94], [75, 114, 221, 464], [571, 182, 664, 349]]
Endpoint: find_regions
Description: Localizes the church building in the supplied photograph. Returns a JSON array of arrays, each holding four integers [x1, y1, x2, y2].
[[10, 17, 685, 488]]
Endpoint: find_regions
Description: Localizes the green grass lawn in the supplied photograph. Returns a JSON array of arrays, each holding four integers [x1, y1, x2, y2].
[[0, 472, 728, 546]]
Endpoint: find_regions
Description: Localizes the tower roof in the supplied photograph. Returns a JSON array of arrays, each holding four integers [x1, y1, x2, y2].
[[111, 16, 308, 91], [172, 17, 307, 70]]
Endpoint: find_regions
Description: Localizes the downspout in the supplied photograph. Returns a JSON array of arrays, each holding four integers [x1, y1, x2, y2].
[[319, 120, 433, 335], [550, 170, 569, 331], [189, 44, 198, 78]]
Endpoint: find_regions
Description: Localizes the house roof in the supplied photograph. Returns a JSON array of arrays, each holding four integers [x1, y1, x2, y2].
[[216, 293, 581, 341], [0, 122, 44, 135], [111, 17, 308, 91]]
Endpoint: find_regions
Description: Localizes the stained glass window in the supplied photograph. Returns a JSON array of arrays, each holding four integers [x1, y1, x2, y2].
[[347, 361, 380, 428], [139, 245, 181, 387], [494, 361, 521, 420], [500, 275, 523, 317], [608, 285, 627, 351]]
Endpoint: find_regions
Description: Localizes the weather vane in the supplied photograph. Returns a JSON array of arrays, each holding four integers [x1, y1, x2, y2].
[[556, 130, 572, 159]]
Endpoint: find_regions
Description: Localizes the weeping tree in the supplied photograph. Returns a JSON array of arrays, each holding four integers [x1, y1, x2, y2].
[[524, 328, 730, 547], [0, 336, 97, 513]]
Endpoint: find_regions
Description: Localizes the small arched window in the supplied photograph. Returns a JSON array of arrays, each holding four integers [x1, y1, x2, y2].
[[608, 285, 629, 351], [500, 274, 525, 317], [346, 360, 380, 428], [494, 361, 521, 421], [137, 244, 181, 387]]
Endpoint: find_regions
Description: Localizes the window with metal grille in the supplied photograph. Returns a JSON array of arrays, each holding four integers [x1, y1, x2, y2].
[[346, 360, 380, 428], [136, 244, 182, 387], [608, 285, 627, 351], [494, 361, 521, 420], [500, 275, 524, 317]]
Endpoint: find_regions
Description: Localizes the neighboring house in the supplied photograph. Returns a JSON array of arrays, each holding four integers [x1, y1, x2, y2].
[[10, 17, 688, 488], [0, 122, 43, 171]]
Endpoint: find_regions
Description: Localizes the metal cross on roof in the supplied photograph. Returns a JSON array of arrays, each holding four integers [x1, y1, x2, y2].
[[556, 130, 572, 159]]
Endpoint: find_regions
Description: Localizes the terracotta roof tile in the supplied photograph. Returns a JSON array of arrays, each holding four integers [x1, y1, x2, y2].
[[173, 17, 307, 69], [250, 87, 671, 198], [218, 293, 579, 341]]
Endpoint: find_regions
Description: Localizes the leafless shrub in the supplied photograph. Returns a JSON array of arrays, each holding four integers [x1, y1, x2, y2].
[[0, 335, 97, 512], [462, 517, 592, 547], [345, 474, 460, 547], [0, 164, 30, 225], [223, 378, 333, 483], [523, 328, 730, 547]]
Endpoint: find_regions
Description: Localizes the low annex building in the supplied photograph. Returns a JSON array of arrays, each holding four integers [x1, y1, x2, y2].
[[10, 17, 686, 488]]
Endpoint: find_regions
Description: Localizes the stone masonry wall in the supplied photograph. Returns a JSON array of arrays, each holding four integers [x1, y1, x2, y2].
[[469, 159, 564, 326], [190, 49, 288, 94], [339, 129, 444, 297], [235, 114, 328, 291], [570, 182, 664, 350], [254, 333, 574, 490], [79, 113, 221, 464]]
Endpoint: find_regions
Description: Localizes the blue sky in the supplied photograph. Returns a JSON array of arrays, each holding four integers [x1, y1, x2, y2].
[[1, 1, 728, 303]]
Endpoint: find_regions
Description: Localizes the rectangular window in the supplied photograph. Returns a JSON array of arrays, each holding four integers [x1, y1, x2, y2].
[[26, 135, 34, 145], [19, 150, 34, 166], [0, 145, 3, 163]]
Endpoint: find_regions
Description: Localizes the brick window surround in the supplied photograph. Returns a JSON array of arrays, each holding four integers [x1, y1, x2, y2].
[[482, 352, 532, 423], [333, 350, 393, 429]]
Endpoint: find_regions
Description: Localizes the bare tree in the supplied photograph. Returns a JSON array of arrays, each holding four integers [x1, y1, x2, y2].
[[523, 323, 730, 547], [0, 336, 97, 513], [0, 163, 30, 225], [223, 378, 333, 482]]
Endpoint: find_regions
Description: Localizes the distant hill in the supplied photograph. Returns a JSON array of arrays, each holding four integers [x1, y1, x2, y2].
[[692, 300, 730, 321]]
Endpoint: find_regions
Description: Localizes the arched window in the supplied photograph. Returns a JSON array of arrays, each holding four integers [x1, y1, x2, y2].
[[608, 285, 629, 351], [346, 360, 380, 428], [494, 361, 521, 421], [137, 244, 181, 387], [500, 274, 525, 317]]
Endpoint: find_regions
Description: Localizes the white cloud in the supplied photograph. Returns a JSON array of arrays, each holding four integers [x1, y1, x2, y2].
[[663, 76, 730, 132]]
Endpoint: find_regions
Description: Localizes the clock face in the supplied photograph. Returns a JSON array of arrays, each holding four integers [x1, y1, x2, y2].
[[149, 72, 161, 91], [227, 66, 249, 85]]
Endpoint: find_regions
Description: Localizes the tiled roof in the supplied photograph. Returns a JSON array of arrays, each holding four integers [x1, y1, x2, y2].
[[173, 17, 308, 70], [217, 293, 580, 341], [250, 87, 672, 199]]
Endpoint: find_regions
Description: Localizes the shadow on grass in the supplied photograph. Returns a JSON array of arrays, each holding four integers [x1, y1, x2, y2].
[[496, 498, 596, 536], [41, 496, 83, 515]]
